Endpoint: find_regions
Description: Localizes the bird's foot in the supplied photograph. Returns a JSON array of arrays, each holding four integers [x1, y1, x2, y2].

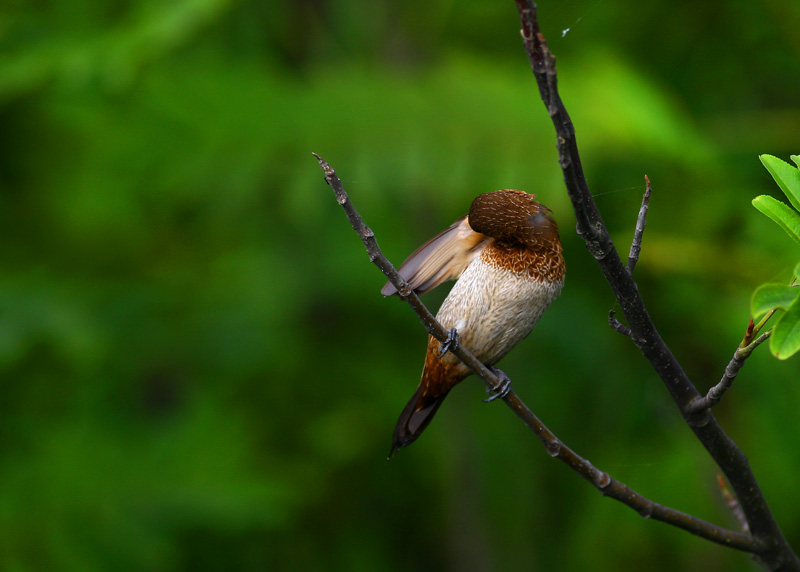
[[437, 328, 459, 357], [483, 367, 511, 402]]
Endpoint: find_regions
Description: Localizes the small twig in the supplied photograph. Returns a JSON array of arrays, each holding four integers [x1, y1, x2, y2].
[[688, 329, 772, 414], [718, 474, 749, 533], [627, 175, 652, 274], [316, 152, 763, 554], [609, 310, 632, 338]]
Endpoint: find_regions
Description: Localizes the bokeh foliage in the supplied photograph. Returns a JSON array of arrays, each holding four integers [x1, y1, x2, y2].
[[1, 0, 800, 570]]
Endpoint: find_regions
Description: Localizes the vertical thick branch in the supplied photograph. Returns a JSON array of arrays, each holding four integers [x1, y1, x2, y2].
[[513, 2, 798, 570]]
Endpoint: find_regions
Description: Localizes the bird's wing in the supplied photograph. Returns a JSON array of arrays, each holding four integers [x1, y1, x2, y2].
[[381, 216, 491, 296]]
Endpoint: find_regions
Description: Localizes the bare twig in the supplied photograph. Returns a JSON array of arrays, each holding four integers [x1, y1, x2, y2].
[[718, 474, 750, 533], [315, 153, 763, 554], [627, 176, 652, 274], [688, 330, 772, 414], [609, 310, 632, 338], [513, 2, 798, 569]]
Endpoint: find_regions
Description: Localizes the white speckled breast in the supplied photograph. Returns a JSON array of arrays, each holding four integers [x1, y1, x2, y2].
[[435, 256, 563, 372]]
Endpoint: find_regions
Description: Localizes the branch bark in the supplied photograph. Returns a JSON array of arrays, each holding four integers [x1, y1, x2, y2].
[[513, 1, 798, 569], [315, 152, 763, 554]]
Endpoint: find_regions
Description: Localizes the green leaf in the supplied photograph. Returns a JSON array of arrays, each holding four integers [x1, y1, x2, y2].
[[760, 154, 800, 211], [752, 195, 800, 246], [751, 284, 800, 318], [770, 294, 800, 359], [795, 261, 800, 281], [792, 155, 800, 169]]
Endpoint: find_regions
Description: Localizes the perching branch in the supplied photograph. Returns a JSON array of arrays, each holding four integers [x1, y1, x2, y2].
[[312, 153, 505, 396], [315, 153, 763, 554], [514, 1, 798, 569]]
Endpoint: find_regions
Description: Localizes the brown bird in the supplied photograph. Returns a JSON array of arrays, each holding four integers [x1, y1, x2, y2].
[[382, 189, 565, 455]]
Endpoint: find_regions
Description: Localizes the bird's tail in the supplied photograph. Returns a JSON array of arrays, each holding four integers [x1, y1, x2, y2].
[[389, 385, 450, 458]]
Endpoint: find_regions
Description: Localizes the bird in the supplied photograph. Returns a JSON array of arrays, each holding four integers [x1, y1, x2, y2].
[[382, 189, 565, 456]]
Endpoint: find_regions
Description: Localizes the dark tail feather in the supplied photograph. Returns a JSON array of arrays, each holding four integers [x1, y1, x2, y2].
[[389, 386, 450, 458]]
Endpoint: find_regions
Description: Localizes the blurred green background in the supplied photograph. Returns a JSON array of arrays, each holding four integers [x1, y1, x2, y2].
[[2, 0, 800, 570]]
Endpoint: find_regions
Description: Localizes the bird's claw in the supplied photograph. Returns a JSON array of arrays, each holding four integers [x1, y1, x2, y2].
[[438, 328, 459, 357], [483, 367, 511, 402]]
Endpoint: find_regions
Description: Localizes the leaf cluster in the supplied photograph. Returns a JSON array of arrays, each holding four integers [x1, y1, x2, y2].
[[751, 155, 800, 358]]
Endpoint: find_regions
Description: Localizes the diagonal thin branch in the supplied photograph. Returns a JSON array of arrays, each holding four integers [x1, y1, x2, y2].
[[513, 2, 798, 569], [688, 330, 772, 414], [315, 152, 763, 554], [627, 176, 652, 274]]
